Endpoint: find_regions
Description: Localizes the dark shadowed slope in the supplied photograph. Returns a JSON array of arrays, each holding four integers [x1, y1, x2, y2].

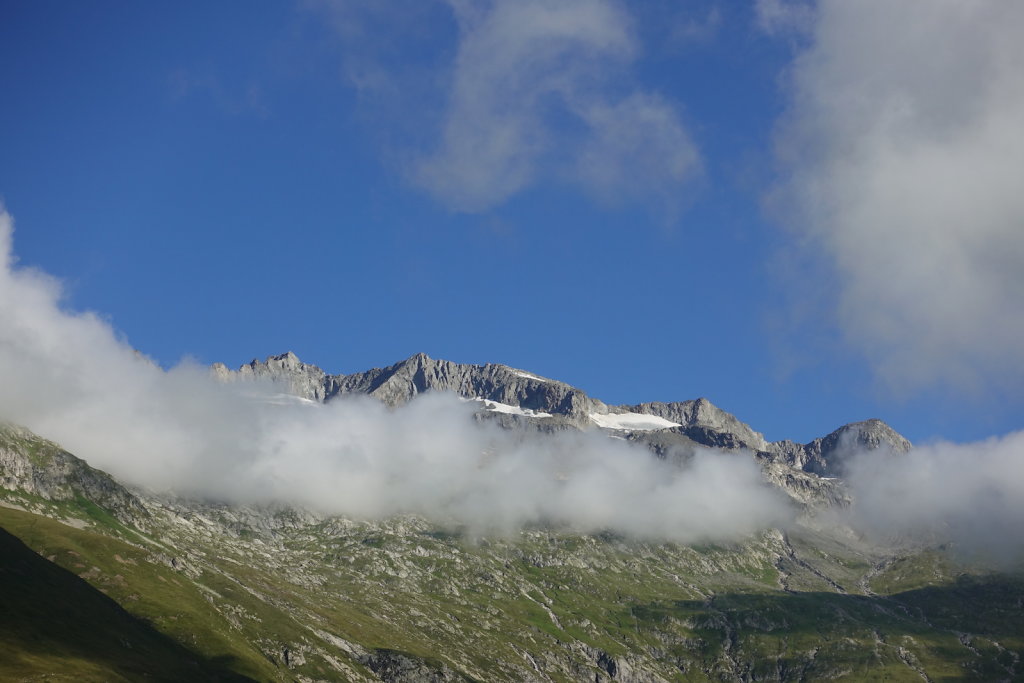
[[0, 521, 255, 682]]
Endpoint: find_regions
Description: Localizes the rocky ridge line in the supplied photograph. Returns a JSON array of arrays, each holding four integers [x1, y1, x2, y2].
[[213, 352, 911, 483]]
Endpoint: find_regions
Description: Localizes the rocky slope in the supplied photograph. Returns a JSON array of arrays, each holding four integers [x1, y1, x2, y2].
[[0, 424, 149, 528]]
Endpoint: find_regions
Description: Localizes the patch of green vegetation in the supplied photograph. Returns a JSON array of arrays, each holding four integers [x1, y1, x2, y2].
[[72, 494, 130, 533], [4, 472, 1024, 682], [0, 506, 283, 682], [0, 488, 138, 541], [0, 521, 254, 682]]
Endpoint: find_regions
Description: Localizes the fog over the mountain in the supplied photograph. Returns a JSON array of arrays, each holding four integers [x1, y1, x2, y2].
[[2, 208, 1023, 554], [0, 209, 786, 540], [844, 433, 1024, 565]]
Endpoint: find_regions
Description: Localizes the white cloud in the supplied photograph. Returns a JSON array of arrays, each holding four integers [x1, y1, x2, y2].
[[845, 431, 1024, 565], [314, 0, 702, 214], [0, 208, 785, 541], [771, 1, 1024, 394], [573, 91, 701, 217], [669, 5, 722, 46]]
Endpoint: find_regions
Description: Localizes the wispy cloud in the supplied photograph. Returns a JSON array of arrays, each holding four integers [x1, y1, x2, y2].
[[769, 1, 1024, 395], [312, 0, 702, 216], [668, 5, 722, 47], [753, 0, 814, 37], [168, 69, 269, 117]]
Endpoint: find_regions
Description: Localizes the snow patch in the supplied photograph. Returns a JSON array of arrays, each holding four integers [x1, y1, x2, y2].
[[469, 397, 553, 418], [511, 370, 548, 382], [589, 412, 680, 431]]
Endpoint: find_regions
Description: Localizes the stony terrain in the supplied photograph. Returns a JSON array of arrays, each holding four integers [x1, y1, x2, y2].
[[1, 353, 1022, 682]]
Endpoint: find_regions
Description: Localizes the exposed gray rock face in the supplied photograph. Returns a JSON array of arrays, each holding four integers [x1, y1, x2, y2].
[[0, 423, 148, 527], [771, 419, 912, 477], [359, 649, 468, 683], [216, 351, 607, 420], [474, 411, 583, 434], [625, 398, 769, 451], [757, 457, 852, 508], [584, 645, 670, 683], [325, 352, 606, 419]]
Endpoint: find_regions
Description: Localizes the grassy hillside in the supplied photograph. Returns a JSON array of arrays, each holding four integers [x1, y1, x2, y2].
[[0, 518, 254, 682], [3, 501, 1023, 682], [2, 422, 1023, 681]]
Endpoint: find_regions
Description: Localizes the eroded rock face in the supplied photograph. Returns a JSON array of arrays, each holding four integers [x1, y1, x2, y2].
[[359, 649, 467, 683], [787, 419, 912, 477], [215, 351, 606, 418], [324, 353, 606, 418], [0, 423, 148, 527], [626, 398, 768, 451]]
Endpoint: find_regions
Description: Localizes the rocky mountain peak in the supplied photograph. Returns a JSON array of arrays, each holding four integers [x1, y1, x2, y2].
[[404, 351, 432, 365], [793, 418, 912, 477], [839, 418, 912, 452], [272, 350, 303, 367]]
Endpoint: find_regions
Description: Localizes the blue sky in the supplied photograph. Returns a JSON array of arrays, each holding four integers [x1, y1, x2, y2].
[[1, 1, 1022, 445]]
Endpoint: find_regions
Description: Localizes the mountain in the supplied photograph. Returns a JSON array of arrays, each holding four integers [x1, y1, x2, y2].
[[2, 353, 1021, 682], [215, 351, 908, 472], [213, 352, 907, 507]]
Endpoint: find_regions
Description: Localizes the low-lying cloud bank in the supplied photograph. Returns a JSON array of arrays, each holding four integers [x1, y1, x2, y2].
[[0, 210, 781, 541], [844, 432, 1024, 565]]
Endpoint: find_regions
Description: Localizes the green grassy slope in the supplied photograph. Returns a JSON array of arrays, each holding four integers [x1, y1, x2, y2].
[[6, 499, 1023, 682], [0, 521, 254, 682]]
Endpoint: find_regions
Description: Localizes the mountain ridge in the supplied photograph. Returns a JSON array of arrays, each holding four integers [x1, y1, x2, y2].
[[213, 351, 910, 482]]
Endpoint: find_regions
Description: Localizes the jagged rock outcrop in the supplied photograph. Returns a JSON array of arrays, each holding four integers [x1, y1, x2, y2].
[[325, 352, 606, 418], [359, 649, 467, 683], [625, 398, 769, 451], [768, 419, 912, 477], [0, 423, 148, 527], [757, 458, 851, 508], [216, 351, 608, 420]]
